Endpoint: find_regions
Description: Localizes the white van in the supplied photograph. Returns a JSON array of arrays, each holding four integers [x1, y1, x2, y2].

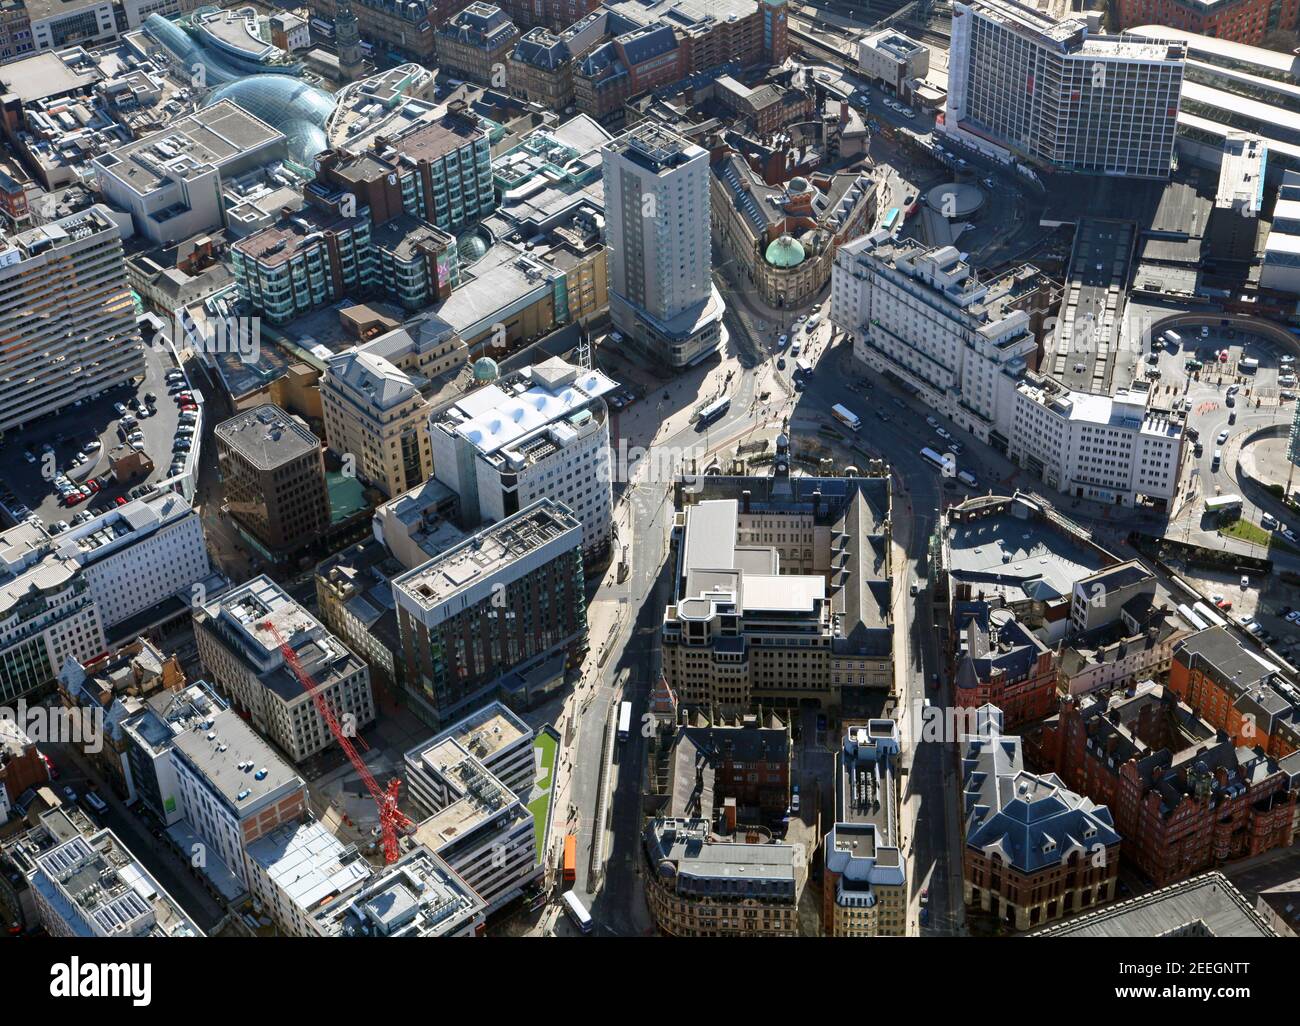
[[805, 316, 819, 333]]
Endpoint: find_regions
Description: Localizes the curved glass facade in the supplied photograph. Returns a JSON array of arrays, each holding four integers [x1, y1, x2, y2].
[[210, 77, 336, 169]]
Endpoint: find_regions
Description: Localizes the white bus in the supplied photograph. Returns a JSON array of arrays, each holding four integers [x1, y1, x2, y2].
[[1203, 494, 1243, 514], [920, 447, 954, 474], [562, 890, 593, 933], [1240, 357, 1259, 371], [617, 700, 632, 742], [832, 404, 861, 431]]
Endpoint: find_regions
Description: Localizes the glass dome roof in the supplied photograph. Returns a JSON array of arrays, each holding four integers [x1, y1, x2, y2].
[[765, 234, 805, 269], [210, 76, 336, 167], [457, 231, 489, 265]]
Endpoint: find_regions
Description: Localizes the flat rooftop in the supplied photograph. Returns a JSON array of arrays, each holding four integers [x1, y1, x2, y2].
[[0, 50, 102, 104], [170, 705, 302, 813], [246, 819, 371, 916], [1033, 872, 1274, 937], [215, 404, 319, 470], [394, 499, 580, 612], [411, 740, 520, 850], [945, 496, 1110, 606], [95, 100, 283, 196], [434, 357, 617, 456]]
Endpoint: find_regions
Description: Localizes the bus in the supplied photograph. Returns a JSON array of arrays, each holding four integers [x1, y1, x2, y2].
[[696, 396, 730, 429], [561, 890, 593, 933], [562, 833, 577, 884], [882, 208, 901, 233], [832, 404, 862, 431], [794, 357, 813, 377], [920, 447, 954, 474], [1203, 494, 1243, 514], [617, 700, 632, 742]]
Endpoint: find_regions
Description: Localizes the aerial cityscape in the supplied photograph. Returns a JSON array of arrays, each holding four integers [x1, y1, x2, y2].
[[2, 0, 1300, 965]]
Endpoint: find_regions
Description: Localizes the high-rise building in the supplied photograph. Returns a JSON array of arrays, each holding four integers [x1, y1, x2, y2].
[[602, 122, 726, 368], [429, 356, 616, 556], [392, 498, 587, 726], [946, 0, 1185, 179], [320, 320, 466, 500], [404, 702, 537, 807], [214, 404, 331, 560], [0, 205, 143, 434], [194, 575, 375, 763], [408, 735, 542, 913]]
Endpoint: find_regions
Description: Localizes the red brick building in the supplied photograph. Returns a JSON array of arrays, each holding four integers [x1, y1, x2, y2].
[[668, 714, 791, 818], [951, 599, 1059, 728], [1116, 0, 1299, 47], [0, 719, 49, 819], [1168, 626, 1300, 761], [962, 708, 1121, 931], [1038, 680, 1297, 886]]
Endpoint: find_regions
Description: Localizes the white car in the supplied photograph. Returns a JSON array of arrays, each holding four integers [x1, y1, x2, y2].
[[936, 428, 952, 440], [1285, 529, 1298, 544], [1287, 611, 1300, 624], [1282, 355, 1296, 365], [1217, 430, 1230, 444]]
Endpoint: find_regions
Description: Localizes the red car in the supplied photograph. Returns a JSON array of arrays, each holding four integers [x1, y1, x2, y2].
[[115, 496, 128, 506], [87, 479, 100, 493], [40, 753, 58, 779], [1216, 598, 1232, 610], [62, 492, 86, 507]]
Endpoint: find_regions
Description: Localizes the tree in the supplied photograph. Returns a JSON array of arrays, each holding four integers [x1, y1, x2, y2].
[[1260, 29, 1300, 55]]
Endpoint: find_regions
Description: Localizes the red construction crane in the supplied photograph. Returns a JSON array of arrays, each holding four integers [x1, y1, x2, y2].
[[260, 620, 412, 863]]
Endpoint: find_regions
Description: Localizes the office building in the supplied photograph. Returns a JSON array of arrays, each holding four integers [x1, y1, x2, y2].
[[214, 404, 331, 560], [0, 523, 104, 705], [961, 705, 1121, 931], [320, 319, 466, 499], [29, 828, 202, 938], [662, 714, 791, 820], [409, 735, 541, 913], [1010, 376, 1185, 508], [1035, 872, 1276, 936], [168, 700, 308, 891], [951, 598, 1058, 727], [602, 121, 726, 367], [857, 28, 930, 97], [230, 200, 379, 325], [429, 356, 615, 556], [194, 575, 375, 764], [641, 817, 804, 936], [393, 499, 587, 727], [823, 720, 906, 936], [662, 473, 894, 715], [92, 100, 287, 244], [245, 817, 372, 937], [946, 0, 1185, 178], [1038, 679, 1297, 886], [404, 701, 537, 808], [0, 205, 143, 434], [830, 236, 1053, 449], [52, 490, 209, 630], [436, 3, 519, 85], [313, 100, 495, 235], [313, 843, 486, 936], [1169, 625, 1300, 760], [120, 679, 227, 828]]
